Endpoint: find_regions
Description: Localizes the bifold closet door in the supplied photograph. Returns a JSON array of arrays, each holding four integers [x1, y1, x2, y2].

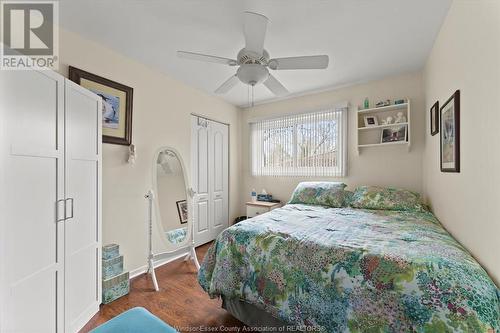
[[208, 120, 229, 240], [191, 116, 228, 246], [64, 79, 102, 333], [0, 71, 65, 333]]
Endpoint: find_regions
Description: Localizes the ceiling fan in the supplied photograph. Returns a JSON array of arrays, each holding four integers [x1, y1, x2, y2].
[[177, 12, 329, 96]]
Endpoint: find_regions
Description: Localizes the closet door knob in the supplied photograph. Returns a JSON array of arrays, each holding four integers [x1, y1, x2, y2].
[[65, 198, 74, 219]]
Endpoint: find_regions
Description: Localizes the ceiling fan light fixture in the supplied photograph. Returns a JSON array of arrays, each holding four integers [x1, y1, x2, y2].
[[236, 64, 269, 86]]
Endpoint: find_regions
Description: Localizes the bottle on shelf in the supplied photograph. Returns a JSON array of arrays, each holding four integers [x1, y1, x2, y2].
[[363, 97, 369, 109], [251, 188, 257, 202]]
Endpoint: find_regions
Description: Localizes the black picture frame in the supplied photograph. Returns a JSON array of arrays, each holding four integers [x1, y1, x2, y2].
[[440, 90, 460, 172], [69, 66, 133, 145], [430, 101, 439, 136], [176, 200, 188, 224]]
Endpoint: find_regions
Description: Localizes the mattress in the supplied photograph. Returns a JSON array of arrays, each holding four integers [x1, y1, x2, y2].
[[198, 204, 500, 332]]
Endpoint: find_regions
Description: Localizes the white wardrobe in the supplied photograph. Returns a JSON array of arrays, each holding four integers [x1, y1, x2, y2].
[[191, 116, 229, 246], [0, 70, 102, 333]]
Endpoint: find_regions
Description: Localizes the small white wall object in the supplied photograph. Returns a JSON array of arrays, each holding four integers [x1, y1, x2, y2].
[[128, 144, 137, 165]]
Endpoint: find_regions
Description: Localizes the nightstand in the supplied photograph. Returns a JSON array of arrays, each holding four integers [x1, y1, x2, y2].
[[246, 201, 281, 218]]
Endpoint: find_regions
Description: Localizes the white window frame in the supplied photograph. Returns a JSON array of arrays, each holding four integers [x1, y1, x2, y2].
[[250, 105, 348, 177]]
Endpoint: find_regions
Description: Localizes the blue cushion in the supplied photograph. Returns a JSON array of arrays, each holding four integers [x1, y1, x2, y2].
[[90, 307, 177, 333]]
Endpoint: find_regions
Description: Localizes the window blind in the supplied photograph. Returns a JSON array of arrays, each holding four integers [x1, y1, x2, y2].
[[251, 107, 348, 177]]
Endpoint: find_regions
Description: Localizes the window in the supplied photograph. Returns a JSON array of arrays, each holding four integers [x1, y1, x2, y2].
[[251, 106, 348, 177]]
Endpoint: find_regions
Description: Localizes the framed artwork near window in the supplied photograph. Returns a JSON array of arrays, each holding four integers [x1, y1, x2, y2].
[[430, 101, 439, 136], [69, 66, 133, 145], [440, 90, 460, 172]]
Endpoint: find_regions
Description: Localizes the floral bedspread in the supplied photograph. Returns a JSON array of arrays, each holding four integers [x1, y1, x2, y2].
[[198, 204, 500, 332]]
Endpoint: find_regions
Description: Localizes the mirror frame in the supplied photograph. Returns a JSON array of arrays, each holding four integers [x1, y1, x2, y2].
[[152, 146, 192, 252]]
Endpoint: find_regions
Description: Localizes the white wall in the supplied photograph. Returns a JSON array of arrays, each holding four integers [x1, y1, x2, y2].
[[423, 0, 500, 285], [240, 72, 425, 211], [58, 29, 241, 274]]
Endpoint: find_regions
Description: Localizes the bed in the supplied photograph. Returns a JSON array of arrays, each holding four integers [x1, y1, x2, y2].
[[198, 184, 500, 332]]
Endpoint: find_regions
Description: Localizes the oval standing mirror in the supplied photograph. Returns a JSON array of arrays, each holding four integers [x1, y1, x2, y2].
[[154, 148, 189, 248]]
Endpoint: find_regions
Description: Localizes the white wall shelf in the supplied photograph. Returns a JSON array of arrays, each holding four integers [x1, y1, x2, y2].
[[358, 122, 408, 131], [356, 99, 410, 154], [357, 102, 409, 114]]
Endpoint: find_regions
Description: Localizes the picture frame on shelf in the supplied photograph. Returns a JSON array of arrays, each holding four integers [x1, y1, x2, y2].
[[440, 90, 460, 172], [364, 115, 378, 127], [380, 125, 407, 143], [69, 66, 134, 145], [430, 101, 439, 136]]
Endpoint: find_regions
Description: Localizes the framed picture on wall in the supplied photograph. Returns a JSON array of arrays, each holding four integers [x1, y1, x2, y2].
[[69, 66, 133, 145], [176, 200, 188, 224], [430, 101, 439, 136], [440, 90, 460, 172]]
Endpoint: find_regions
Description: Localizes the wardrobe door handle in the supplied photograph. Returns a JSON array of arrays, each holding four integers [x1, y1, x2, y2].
[[66, 198, 74, 219], [56, 199, 66, 222]]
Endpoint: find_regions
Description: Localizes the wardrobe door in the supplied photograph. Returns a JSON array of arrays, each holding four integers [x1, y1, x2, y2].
[[64, 79, 102, 333], [0, 70, 65, 333], [209, 121, 229, 238]]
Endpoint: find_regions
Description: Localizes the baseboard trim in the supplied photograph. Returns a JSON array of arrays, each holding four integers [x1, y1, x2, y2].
[[128, 251, 189, 279]]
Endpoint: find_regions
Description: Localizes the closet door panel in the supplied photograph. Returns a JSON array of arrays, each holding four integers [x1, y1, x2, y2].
[[192, 117, 211, 245], [64, 80, 102, 333], [0, 71, 65, 333], [197, 201, 209, 232], [210, 121, 229, 236]]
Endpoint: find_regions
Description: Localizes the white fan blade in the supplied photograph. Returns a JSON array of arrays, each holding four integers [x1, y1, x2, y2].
[[243, 11, 268, 55], [268, 55, 329, 70], [263, 74, 288, 96], [215, 75, 239, 94], [177, 51, 237, 66]]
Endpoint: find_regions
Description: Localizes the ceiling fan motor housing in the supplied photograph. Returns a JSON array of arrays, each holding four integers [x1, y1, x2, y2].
[[237, 63, 269, 86]]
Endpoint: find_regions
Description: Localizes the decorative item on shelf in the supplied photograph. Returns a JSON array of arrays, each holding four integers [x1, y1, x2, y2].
[[128, 144, 136, 165], [394, 112, 407, 124], [363, 116, 378, 127], [102, 243, 130, 304], [440, 90, 460, 172], [430, 101, 439, 136], [251, 188, 257, 202], [69, 66, 134, 146], [381, 125, 407, 143], [363, 97, 369, 109], [257, 193, 273, 202], [394, 99, 406, 105], [385, 116, 394, 125], [375, 99, 391, 108]]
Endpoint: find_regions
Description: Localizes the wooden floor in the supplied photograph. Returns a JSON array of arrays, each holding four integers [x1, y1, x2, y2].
[[80, 243, 244, 332]]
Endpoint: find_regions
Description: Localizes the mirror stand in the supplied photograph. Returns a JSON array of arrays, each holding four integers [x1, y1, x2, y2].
[[145, 190, 200, 292]]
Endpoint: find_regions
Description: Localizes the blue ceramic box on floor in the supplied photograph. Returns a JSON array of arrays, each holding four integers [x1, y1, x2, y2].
[[102, 255, 124, 280], [102, 244, 119, 260], [102, 271, 130, 304]]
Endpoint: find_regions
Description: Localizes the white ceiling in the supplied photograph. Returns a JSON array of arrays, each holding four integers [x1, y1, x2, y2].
[[59, 0, 451, 107]]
